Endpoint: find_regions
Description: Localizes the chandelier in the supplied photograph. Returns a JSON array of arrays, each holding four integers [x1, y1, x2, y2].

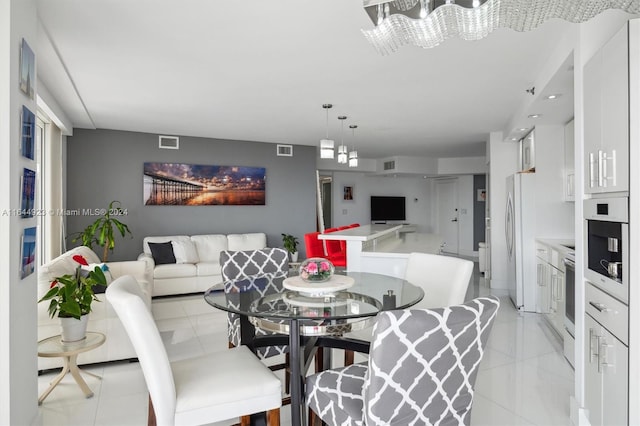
[[362, 0, 640, 54]]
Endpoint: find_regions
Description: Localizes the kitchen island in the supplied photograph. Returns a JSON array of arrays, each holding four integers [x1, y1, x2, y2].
[[319, 224, 444, 278]]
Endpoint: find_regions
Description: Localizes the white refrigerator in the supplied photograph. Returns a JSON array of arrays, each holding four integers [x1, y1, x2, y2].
[[505, 173, 537, 312]]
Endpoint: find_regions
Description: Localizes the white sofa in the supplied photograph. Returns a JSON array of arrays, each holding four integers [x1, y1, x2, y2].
[[137, 233, 267, 297], [37, 246, 153, 370]]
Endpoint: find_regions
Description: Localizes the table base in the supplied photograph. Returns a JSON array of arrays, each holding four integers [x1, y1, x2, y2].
[[38, 354, 102, 405]]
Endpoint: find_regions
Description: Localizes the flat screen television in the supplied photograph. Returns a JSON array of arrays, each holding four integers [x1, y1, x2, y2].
[[370, 196, 406, 222]]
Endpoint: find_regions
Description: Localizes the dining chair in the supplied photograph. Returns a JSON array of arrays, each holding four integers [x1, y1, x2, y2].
[[220, 248, 289, 358], [342, 252, 475, 367], [307, 296, 500, 426], [406, 252, 474, 308], [105, 275, 282, 426]]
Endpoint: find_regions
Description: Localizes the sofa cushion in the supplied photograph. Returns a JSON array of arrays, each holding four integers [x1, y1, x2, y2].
[[148, 242, 176, 265], [227, 233, 267, 251], [191, 235, 228, 262], [196, 261, 222, 277], [153, 263, 197, 279], [143, 235, 190, 256], [172, 240, 200, 264]]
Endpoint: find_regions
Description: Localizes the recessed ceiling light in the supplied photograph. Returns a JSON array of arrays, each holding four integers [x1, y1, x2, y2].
[[528, 114, 543, 119], [518, 128, 528, 132], [511, 137, 518, 141], [545, 94, 562, 100]]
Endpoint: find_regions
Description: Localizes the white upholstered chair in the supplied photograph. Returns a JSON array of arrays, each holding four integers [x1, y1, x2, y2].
[[405, 252, 474, 308], [106, 275, 281, 426], [308, 296, 500, 426]]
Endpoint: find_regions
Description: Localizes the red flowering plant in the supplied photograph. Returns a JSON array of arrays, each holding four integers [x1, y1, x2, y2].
[[38, 255, 105, 320]]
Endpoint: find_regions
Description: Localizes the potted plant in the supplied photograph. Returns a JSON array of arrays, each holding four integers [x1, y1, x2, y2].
[[38, 254, 106, 341], [71, 200, 132, 262], [281, 233, 299, 262]]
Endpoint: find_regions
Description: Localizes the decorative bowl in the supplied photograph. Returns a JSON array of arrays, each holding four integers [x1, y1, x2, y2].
[[298, 258, 335, 283]]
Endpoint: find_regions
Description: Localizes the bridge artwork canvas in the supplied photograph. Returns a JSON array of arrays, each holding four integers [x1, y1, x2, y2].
[[143, 162, 266, 206]]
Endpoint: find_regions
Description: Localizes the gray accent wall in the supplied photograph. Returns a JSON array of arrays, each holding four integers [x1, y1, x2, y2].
[[66, 129, 317, 261]]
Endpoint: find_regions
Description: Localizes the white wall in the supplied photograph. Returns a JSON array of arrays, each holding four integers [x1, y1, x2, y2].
[[0, 0, 39, 424], [329, 171, 434, 232], [437, 156, 488, 175]]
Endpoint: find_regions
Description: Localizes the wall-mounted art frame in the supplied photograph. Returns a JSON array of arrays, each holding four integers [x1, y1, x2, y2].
[[20, 38, 35, 99], [343, 185, 354, 201], [21, 227, 36, 279], [477, 188, 486, 202], [143, 162, 266, 206], [21, 105, 35, 160], [21, 168, 36, 218]]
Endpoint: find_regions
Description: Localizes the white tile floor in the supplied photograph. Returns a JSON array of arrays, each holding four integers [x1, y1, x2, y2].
[[37, 264, 574, 426]]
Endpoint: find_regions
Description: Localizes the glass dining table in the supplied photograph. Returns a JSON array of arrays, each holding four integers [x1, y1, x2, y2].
[[204, 271, 424, 426]]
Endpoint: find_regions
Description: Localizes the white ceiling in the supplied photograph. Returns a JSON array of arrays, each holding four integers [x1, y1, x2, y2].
[[36, 0, 585, 160]]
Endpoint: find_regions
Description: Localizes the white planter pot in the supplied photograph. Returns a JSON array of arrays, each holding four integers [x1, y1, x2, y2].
[[290, 251, 299, 262], [60, 315, 89, 342]]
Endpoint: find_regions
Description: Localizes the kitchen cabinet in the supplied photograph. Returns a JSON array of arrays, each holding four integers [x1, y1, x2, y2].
[[519, 130, 535, 172], [584, 311, 628, 426], [536, 241, 566, 337], [564, 119, 575, 202], [584, 24, 629, 194]]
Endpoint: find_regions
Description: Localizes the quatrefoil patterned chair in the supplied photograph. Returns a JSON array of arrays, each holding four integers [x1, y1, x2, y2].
[[220, 248, 289, 358], [307, 296, 500, 426]]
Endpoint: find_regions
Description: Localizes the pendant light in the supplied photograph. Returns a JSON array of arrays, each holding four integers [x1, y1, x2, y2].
[[337, 116, 348, 164], [320, 104, 335, 159], [348, 125, 359, 168]]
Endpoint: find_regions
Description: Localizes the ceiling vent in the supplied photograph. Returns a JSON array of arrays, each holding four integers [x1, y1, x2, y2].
[[277, 144, 293, 157], [158, 135, 179, 150], [383, 160, 396, 170]]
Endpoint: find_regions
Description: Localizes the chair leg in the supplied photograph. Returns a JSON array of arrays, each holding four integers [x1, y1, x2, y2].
[[267, 408, 281, 426], [147, 395, 156, 426], [309, 408, 324, 426], [344, 349, 354, 367], [315, 347, 324, 372]]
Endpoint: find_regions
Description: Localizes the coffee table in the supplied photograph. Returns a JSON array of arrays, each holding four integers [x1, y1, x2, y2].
[[37, 332, 106, 405]]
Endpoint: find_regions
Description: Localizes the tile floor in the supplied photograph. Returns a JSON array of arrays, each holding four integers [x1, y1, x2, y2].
[[37, 264, 574, 425]]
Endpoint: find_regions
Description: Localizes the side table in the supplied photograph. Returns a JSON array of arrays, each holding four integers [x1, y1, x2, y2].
[[37, 331, 106, 405]]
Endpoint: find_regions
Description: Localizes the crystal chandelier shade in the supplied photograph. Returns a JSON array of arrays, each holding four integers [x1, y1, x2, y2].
[[362, 0, 640, 54]]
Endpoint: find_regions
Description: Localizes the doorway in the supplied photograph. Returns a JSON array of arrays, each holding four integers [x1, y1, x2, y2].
[[435, 178, 459, 254]]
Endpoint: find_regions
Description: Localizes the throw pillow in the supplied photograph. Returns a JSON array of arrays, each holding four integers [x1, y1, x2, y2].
[[80, 263, 113, 294], [148, 241, 176, 265], [171, 240, 200, 264]]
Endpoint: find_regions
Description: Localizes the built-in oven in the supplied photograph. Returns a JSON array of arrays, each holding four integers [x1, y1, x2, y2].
[[584, 197, 629, 303]]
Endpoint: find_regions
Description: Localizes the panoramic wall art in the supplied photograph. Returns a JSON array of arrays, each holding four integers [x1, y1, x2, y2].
[[143, 162, 266, 206]]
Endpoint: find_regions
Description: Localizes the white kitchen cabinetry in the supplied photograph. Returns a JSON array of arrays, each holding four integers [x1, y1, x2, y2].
[[584, 24, 629, 194], [564, 119, 575, 201], [584, 309, 628, 426], [536, 241, 566, 337]]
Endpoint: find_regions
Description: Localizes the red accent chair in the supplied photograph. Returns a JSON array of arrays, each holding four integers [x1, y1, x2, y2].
[[324, 228, 347, 268], [304, 232, 326, 258], [348, 223, 360, 228]]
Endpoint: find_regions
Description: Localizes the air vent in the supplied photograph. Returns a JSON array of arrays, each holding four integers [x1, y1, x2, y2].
[[277, 144, 293, 157], [158, 135, 179, 150], [383, 160, 396, 170]]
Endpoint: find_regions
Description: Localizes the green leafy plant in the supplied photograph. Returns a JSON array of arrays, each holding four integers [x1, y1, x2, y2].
[[38, 254, 105, 320], [71, 200, 132, 262], [281, 233, 299, 254]]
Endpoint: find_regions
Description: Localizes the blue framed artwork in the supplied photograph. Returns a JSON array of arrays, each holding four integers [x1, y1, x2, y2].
[[21, 168, 36, 217], [143, 162, 266, 206], [21, 227, 36, 279], [21, 106, 35, 160], [20, 38, 35, 99]]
